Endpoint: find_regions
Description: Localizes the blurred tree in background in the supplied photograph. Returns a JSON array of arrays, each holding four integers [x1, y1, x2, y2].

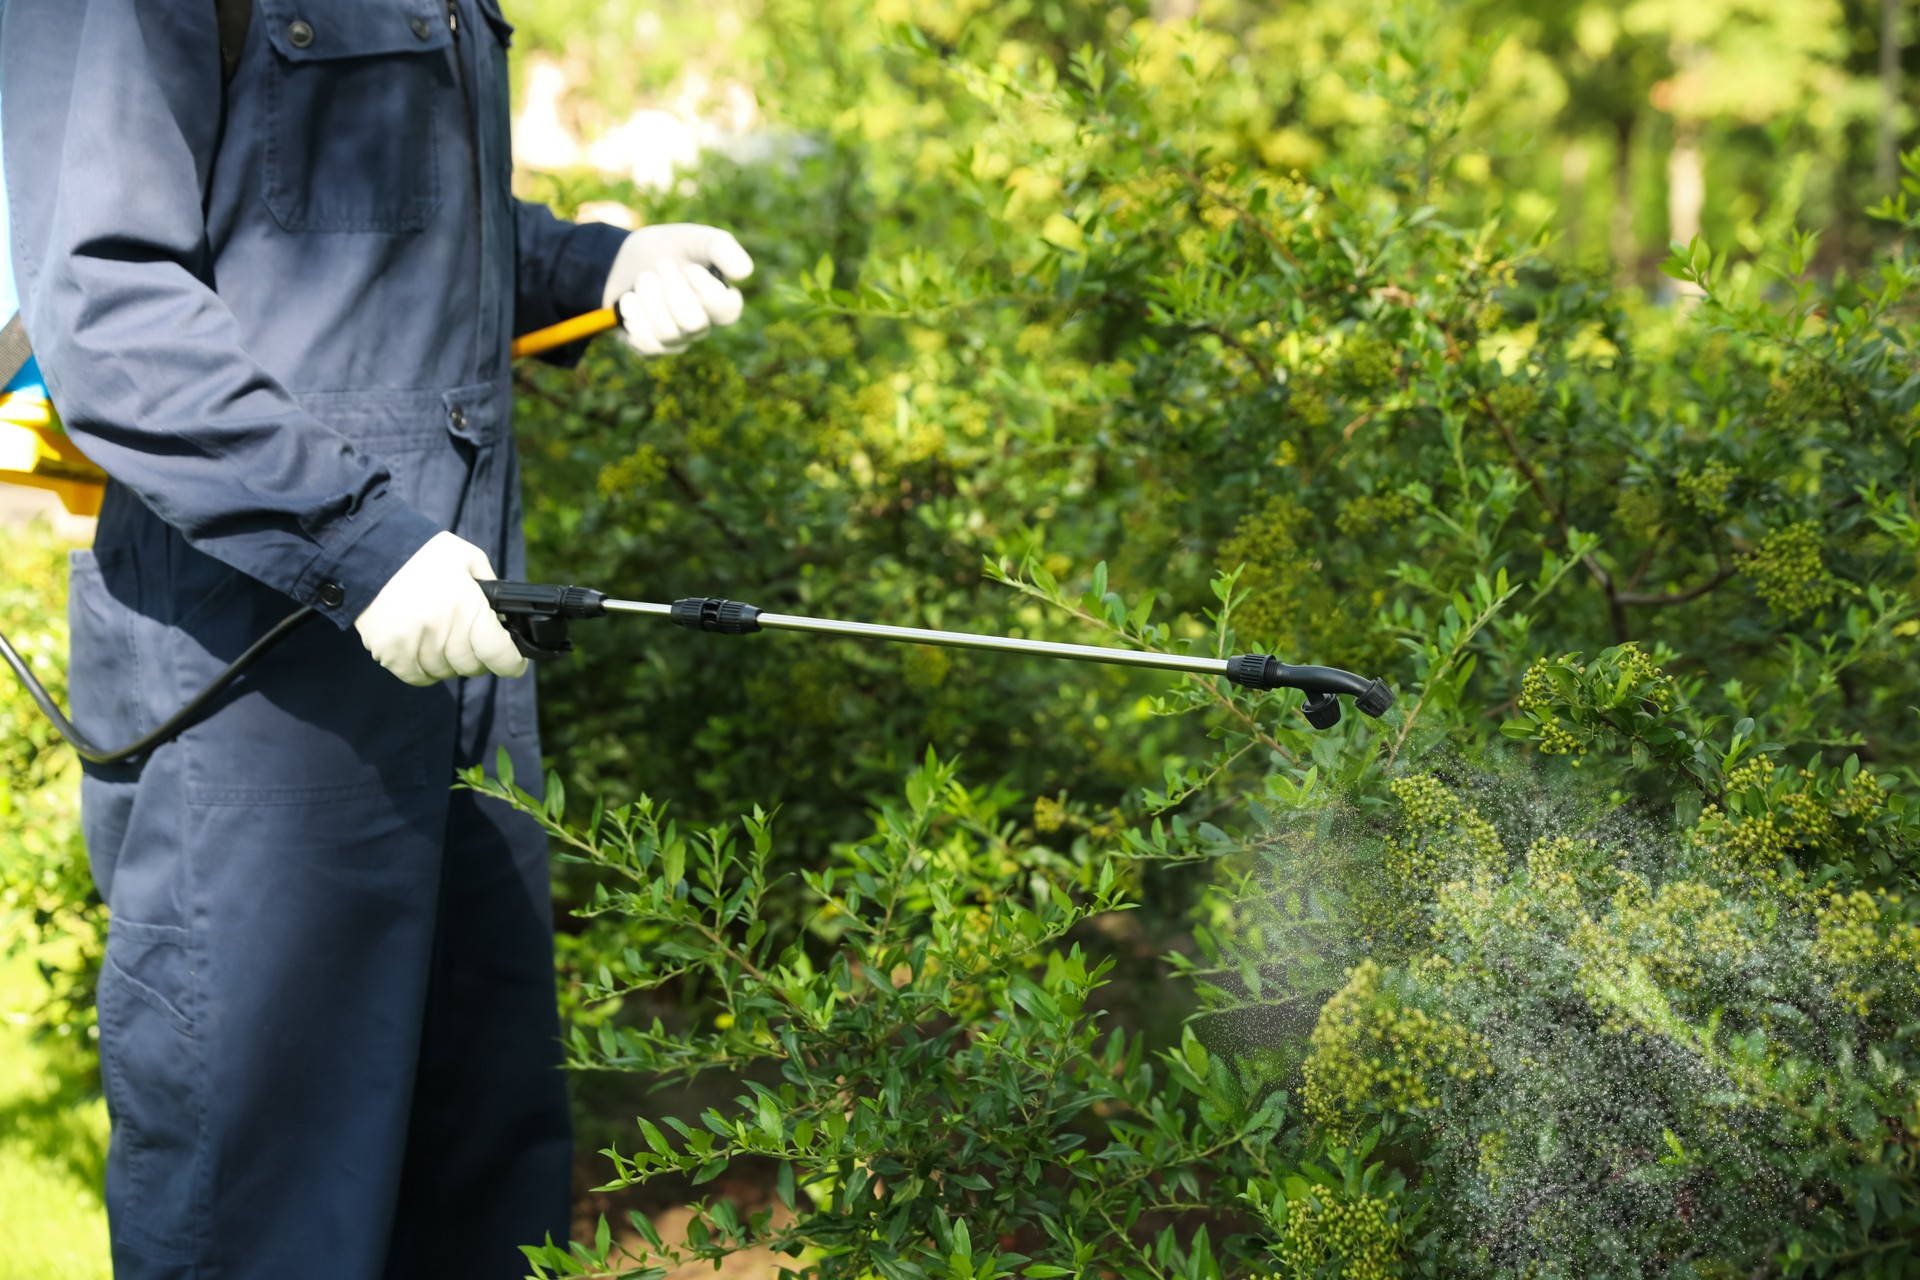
[[506, 0, 1912, 281]]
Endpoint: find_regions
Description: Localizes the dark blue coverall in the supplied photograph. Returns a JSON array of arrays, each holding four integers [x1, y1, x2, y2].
[[1, 1, 627, 1274]]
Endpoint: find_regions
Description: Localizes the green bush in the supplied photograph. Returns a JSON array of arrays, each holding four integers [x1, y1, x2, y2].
[[521, 5, 1920, 843], [1210, 660, 1920, 1273], [504, 8, 1920, 1277], [485, 749, 1327, 1279], [0, 519, 99, 1081]]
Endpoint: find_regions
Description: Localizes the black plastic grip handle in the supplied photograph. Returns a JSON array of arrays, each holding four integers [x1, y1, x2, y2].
[[479, 581, 608, 619], [478, 581, 608, 662]]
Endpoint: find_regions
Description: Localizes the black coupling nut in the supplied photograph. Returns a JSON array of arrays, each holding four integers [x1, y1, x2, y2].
[[1355, 678, 1395, 719], [555, 585, 610, 618], [670, 597, 763, 635], [1226, 654, 1278, 690]]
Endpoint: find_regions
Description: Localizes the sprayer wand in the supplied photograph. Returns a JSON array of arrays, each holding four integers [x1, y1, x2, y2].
[[7, 302, 1397, 761], [0, 577, 1394, 765], [477, 581, 1396, 727]]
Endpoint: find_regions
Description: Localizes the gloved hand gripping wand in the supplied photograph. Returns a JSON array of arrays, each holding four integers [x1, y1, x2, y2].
[[478, 581, 1397, 726], [0, 302, 718, 764]]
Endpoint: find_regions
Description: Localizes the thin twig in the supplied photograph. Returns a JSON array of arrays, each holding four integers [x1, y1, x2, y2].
[[1615, 564, 1737, 607]]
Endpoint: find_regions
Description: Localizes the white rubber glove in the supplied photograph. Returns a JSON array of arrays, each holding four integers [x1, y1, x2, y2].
[[353, 532, 529, 687], [601, 223, 754, 357]]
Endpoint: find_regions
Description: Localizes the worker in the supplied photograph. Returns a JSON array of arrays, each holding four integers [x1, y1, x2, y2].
[[0, 2, 752, 1276]]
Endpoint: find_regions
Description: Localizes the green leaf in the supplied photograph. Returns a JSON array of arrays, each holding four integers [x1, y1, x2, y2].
[[777, 1161, 797, 1211], [757, 1092, 784, 1142], [1182, 1028, 1208, 1077]]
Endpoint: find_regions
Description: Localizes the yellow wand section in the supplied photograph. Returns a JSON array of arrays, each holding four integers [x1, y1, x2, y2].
[[508, 308, 619, 360]]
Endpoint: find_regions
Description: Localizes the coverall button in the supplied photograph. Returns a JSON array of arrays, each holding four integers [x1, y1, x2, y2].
[[410, 16, 432, 38], [449, 405, 468, 431], [287, 19, 315, 48], [317, 580, 346, 608]]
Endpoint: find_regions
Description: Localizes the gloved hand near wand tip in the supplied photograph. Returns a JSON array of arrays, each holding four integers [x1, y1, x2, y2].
[[602, 223, 753, 356], [354, 532, 529, 686]]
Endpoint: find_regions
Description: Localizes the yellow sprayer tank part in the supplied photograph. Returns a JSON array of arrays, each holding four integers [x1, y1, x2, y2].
[[0, 392, 106, 516]]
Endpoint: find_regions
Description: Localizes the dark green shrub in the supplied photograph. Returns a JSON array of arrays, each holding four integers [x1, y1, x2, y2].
[[483, 747, 1420, 1280], [0, 520, 100, 1080], [504, 9, 1920, 1276], [1215, 710, 1920, 1272]]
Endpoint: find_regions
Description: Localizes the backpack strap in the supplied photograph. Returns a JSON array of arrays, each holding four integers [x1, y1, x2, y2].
[[0, 313, 30, 391], [217, 0, 253, 84]]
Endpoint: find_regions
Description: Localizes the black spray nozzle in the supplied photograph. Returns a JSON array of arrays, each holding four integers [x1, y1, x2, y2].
[[1354, 678, 1394, 719], [479, 580, 608, 661], [1300, 691, 1343, 730], [1225, 654, 1396, 721]]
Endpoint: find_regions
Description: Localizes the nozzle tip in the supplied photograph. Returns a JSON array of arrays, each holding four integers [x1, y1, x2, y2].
[[1301, 691, 1342, 730], [1356, 678, 1395, 718]]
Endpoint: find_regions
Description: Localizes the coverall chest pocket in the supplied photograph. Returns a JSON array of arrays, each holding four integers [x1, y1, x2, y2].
[[475, 0, 515, 45], [260, 0, 454, 233]]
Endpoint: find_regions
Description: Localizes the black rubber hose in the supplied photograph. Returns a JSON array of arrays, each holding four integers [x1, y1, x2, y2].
[[1269, 664, 1393, 717], [0, 606, 317, 765], [1266, 662, 1373, 698]]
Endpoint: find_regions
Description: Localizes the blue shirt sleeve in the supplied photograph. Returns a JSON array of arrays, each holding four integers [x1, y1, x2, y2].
[[512, 200, 627, 365], [0, 0, 442, 627]]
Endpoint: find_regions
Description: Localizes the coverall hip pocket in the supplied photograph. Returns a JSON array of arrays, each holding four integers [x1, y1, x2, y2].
[[67, 546, 148, 756], [171, 560, 438, 806], [260, 0, 453, 233], [98, 918, 206, 1260]]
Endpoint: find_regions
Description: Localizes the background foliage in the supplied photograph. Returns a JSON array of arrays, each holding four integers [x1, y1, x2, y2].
[[5, 0, 1920, 1276]]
